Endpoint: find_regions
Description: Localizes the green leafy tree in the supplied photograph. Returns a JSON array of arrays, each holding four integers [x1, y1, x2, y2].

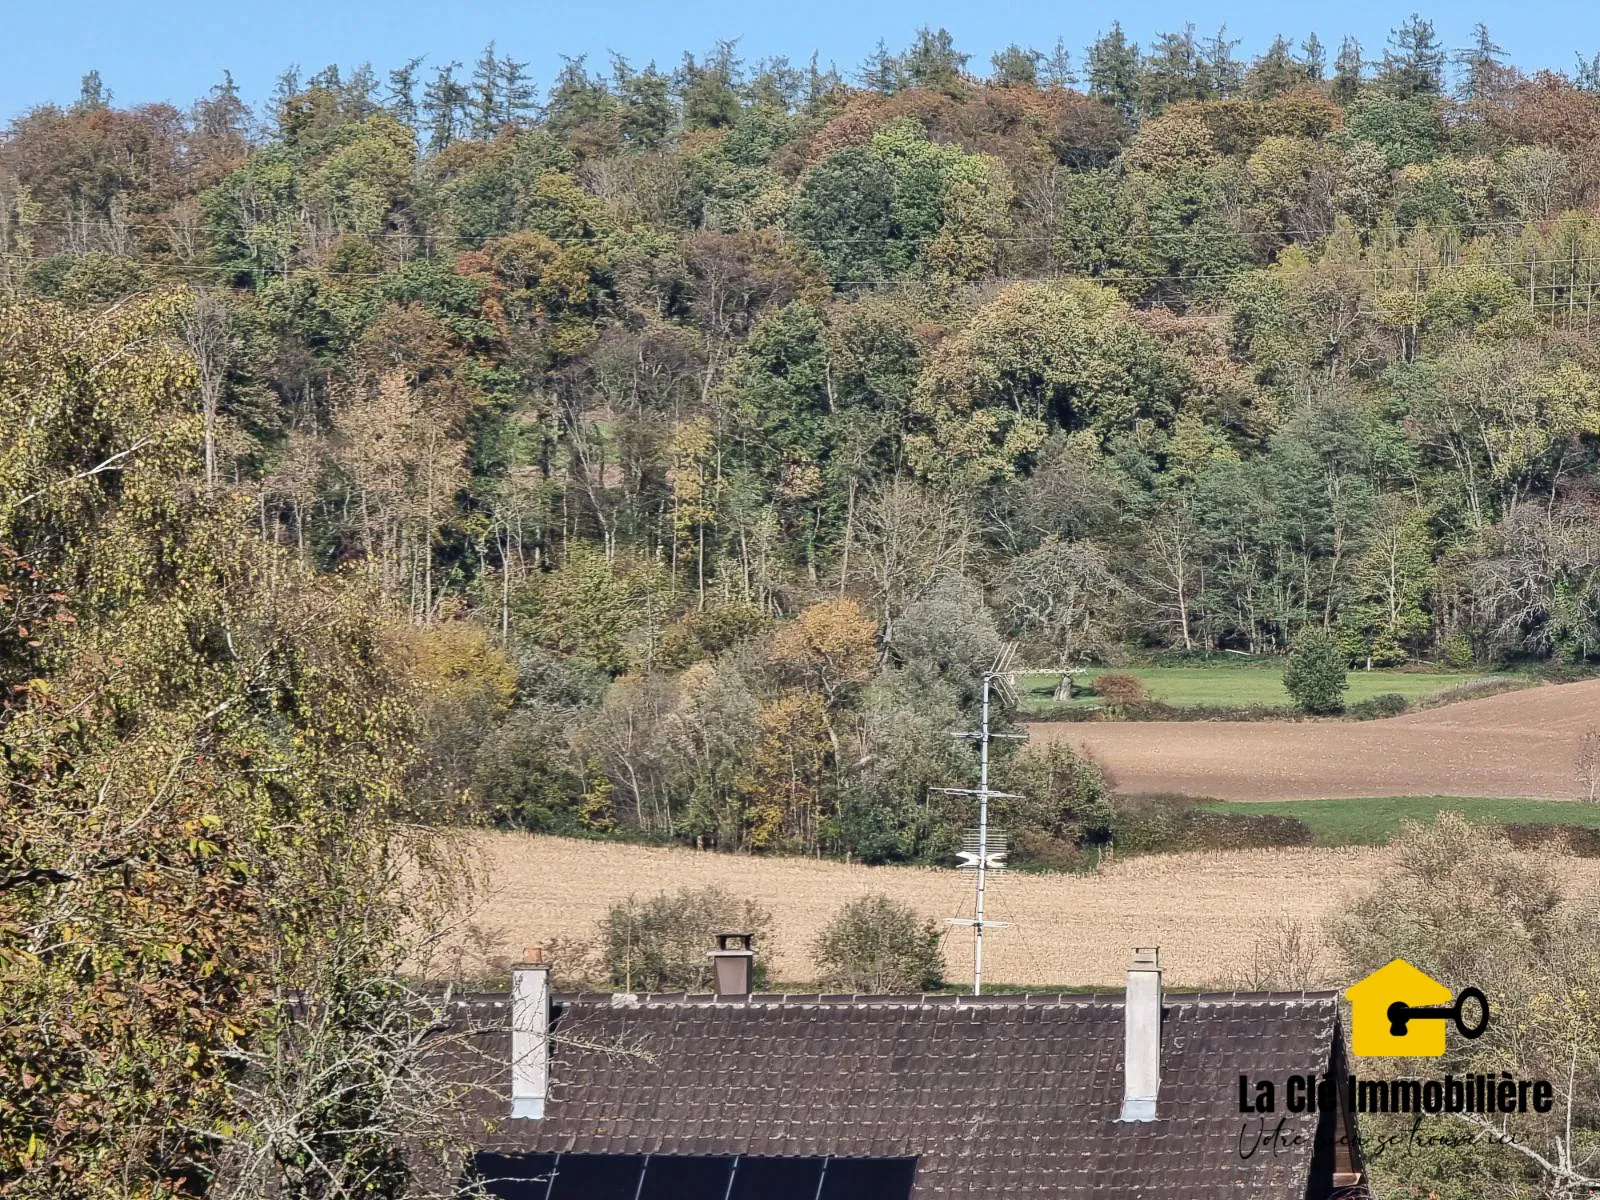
[[1283, 626, 1349, 713], [513, 547, 669, 675], [789, 147, 897, 282], [1340, 500, 1433, 668], [0, 294, 462, 1199]]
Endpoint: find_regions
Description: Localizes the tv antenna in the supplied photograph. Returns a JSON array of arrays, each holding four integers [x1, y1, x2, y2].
[[938, 642, 1027, 995]]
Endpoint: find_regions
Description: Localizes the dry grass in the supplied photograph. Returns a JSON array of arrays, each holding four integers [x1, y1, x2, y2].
[[443, 830, 1600, 990]]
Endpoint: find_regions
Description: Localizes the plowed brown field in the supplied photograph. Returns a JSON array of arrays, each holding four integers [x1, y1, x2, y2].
[[451, 832, 1600, 989], [1035, 678, 1600, 802]]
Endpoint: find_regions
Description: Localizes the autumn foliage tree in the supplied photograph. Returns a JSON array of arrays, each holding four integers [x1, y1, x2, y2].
[[0, 295, 464, 1199]]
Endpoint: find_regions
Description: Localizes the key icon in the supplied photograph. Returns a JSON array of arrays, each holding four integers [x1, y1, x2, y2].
[[1386, 987, 1490, 1040]]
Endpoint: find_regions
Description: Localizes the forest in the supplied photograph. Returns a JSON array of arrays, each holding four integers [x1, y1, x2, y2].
[[6, 14, 1600, 1199], [5, 17, 1600, 865]]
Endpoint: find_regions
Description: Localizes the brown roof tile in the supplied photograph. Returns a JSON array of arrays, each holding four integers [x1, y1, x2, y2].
[[449, 992, 1348, 1199]]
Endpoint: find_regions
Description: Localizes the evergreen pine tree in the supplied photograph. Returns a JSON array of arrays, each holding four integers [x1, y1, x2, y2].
[[903, 27, 967, 93], [1455, 23, 1510, 105], [386, 57, 425, 129], [75, 70, 110, 111], [1332, 37, 1364, 103], [471, 43, 499, 139], [1085, 23, 1141, 118], [270, 64, 301, 135], [1380, 13, 1445, 98], [859, 40, 904, 94], [1298, 34, 1327, 82], [990, 45, 1041, 88], [1041, 38, 1077, 87], [1200, 26, 1243, 98], [497, 53, 538, 126], [1143, 25, 1201, 115], [421, 61, 467, 150], [1247, 36, 1300, 100]]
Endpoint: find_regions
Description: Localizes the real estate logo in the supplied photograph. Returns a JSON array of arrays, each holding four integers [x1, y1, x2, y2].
[[1343, 958, 1490, 1057], [1237, 959, 1553, 1167]]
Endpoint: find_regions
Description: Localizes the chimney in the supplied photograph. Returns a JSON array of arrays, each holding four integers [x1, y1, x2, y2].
[[709, 932, 754, 997], [1119, 946, 1162, 1123], [510, 946, 550, 1119]]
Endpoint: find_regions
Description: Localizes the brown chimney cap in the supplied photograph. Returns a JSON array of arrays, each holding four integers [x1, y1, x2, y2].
[[714, 932, 754, 951], [518, 946, 547, 966]]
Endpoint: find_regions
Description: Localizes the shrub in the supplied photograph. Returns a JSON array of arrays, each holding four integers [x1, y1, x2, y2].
[[990, 742, 1116, 851], [812, 893, 944, 992], [1283, 628, 1349, 714], [1093, 672, 1146, 707], [1228, 918, 1329, 991], [599, 886, 774, 992], [1346, 692, 1409, 720], [1009, 830, 1098, 872], [1501, 824, 1600, 857], [1111, 799, 1314, 855], [1441, 632, 1475, 668]]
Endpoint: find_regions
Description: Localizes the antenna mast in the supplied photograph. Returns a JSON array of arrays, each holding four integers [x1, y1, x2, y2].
[[940, 643, 1025, 995]]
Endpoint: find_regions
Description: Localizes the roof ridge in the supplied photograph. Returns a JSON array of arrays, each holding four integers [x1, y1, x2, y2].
[[442, 988, 1343, 1010]]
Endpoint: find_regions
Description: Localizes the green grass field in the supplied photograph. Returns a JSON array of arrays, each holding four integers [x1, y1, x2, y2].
[[1017, 665, 1500, 712], [1197, 795, 1600, 846]]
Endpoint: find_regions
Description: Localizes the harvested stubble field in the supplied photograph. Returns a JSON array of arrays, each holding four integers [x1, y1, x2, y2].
[[452, 832, 1600, 990], [1037, 678, 1600, 802]]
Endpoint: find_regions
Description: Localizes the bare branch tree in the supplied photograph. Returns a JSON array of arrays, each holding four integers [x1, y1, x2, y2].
[[1003, 536, 1127, 701], [1577, 726, 1600, 804], [181, 289, 234, 491]]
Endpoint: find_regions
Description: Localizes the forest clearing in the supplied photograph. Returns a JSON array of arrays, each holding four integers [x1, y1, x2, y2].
[[455, 830, 1600, 988], [1035, 677, 1600, 801]]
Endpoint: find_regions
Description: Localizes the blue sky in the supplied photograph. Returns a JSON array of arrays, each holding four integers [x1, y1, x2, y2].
[[6, 0, 1600, 118]]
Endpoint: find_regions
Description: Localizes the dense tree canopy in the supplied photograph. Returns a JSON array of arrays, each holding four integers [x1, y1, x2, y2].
[[7, 17, 1600, 1198], [4, 19, 1599, 859]]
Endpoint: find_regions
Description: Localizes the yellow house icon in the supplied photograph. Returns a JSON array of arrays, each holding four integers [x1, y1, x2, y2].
[[1344, 959, 1453, 1057]]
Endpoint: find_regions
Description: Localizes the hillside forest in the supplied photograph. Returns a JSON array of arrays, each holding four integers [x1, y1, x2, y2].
[[7, 14, 1600, 1200], [8, 19, 1600, 862]]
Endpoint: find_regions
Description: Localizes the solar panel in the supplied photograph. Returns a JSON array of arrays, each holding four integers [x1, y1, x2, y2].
[[727, 1155, 825, 1200], [472, 1152, 556, 1199], [471, 1152, 917, 1200], [820, 1158, 918, 1200], [636, 1155, 735, 1198], [545, 1154, 645, 1200]]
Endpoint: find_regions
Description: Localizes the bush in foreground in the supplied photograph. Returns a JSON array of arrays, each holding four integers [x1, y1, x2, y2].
[[1283, 628, 1349, 714], [1093, 671, 1146, 708], [599, 886, 774, 992], [812, 894, 944, 993], [1346, 692, 1409, 720]]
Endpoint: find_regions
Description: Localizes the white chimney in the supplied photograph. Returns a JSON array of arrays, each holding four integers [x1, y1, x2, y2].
[[510, 947, 551, 1119], [1119, 946, 1162, 1122]]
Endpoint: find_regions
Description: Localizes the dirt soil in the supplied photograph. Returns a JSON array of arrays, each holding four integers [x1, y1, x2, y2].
[[1034, 678, 1600, 802], [448, 832, 1600, 990]]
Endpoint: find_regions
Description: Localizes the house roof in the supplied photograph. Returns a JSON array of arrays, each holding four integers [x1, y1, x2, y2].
[[448, 989, 1350, 1199]]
